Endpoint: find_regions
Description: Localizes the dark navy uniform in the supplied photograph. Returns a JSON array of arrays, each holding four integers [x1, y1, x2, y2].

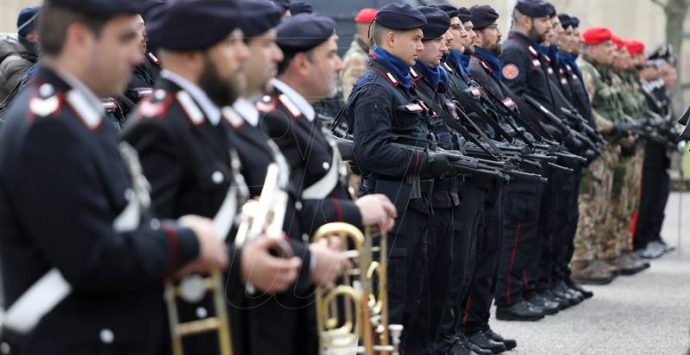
[[0, 64, 201, 355], [344, 6, 460, 352], [122, 3, 294, 355], [495, 30, 550, 310], [407, 8, 462, 350], [634, 77, 671, 251]]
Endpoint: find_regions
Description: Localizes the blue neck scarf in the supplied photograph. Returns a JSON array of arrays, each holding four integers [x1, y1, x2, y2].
[[546, 44, 561, 67], [414, 61, 447, 90], [447, 49, 470, 79], [563, 53, 582, 78], [473, 47, 502, 79], [371, 46, 412, 89]]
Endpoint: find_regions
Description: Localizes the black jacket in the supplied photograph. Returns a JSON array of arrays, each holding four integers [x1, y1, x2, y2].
[[0, 66, 198, 355]]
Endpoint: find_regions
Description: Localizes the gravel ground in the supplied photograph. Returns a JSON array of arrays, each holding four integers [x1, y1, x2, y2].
[[490, 192, 690, 355]]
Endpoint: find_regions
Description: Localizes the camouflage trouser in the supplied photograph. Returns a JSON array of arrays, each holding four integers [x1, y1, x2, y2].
[[572, 145, 620, 263], [600, 146, 644, 258]]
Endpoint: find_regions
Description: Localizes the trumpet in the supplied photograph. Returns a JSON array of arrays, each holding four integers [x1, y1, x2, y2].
[[313, 223, 403, 355]]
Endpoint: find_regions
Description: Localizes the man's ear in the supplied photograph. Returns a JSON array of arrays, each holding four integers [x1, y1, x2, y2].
[[63, 22, 94, 58], [291, 52, 311, 76]]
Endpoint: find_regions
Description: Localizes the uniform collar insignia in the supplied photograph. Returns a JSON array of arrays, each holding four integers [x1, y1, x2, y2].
[[176, 91, 205, 125], [66, 89, 102, 130]]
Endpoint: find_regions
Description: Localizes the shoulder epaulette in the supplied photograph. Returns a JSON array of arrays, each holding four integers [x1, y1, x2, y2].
[[29, 83, 61, 117], [175, 90, 204, 125]]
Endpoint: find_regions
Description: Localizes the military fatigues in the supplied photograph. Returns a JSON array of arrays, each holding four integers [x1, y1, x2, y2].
[[609, 70, 647, 256], [340, 37, 369, 101], [574, 57, 623, 263], [0, 65, 201, 355]]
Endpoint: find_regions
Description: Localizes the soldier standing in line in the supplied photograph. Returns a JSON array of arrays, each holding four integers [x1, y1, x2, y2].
[[573, 27, 625, 283]]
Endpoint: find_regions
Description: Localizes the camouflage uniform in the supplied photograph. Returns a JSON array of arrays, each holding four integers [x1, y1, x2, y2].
[[573, 57, 624, 263], [340, 37, 369, 101], [604, 70, 647, 257]]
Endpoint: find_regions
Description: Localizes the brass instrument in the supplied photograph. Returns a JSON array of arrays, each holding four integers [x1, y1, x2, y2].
[[165, 268, 233, 355], [313, 223, 403, 355]]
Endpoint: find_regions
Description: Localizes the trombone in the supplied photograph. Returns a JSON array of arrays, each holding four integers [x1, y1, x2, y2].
[[313, 223, 403, 355], [164, 150, 249, 355]]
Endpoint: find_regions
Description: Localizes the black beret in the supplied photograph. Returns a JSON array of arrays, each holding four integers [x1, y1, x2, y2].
[[240, 0, 284, 38], [375, 3, 426, 30], [419, 6, 450, 41], [148, 0, 242, 51], [557, 13, 572, 29], [570, 16, 580, 28], [470, 5, 499, 31], [276, 13, 336, 53], [457, 7, 472, 23], [434, 4, 458, 19], [545, 3, 556, 18], [45, 0, 148, 16], [515, 0, 552, 18], [289, 1, 312, 15], [271, 0, 291, 11]]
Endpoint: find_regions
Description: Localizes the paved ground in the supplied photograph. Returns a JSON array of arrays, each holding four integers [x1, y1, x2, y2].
[[490, 192, 690, 355]]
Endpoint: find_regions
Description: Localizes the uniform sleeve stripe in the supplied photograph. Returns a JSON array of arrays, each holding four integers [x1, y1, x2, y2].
[[330, 198, 344, 221], [161, 224, 179, 279], [413, 150, 421, 175]]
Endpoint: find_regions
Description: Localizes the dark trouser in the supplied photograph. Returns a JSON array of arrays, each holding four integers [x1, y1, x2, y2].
[[495, 179, 542, 307], [386, 202, 433, 353], [536, 167, 581, 290], [439, 179, 486, 344], [558, 168, 582, 280], [409, 207, 454, 355], [634, 142, 671, 250], [462, 181, 504, 335], [230, 291, 318, 355]]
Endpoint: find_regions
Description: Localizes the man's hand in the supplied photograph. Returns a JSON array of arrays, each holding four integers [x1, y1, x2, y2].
[[309, 242, 351, 290], [241, 236, 302, 293], [176, 215, 229, 277], [355, 194, 397, 233]]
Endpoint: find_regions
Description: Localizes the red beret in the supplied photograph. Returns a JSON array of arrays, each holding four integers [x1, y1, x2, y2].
[[582, 27, 612, 45], [611, 35, 626, 50], [626, 40, 645, 56], [355, 8, 377, 24]]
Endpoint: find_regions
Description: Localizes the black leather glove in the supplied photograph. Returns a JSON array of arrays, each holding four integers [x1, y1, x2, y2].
[[429, 154, 457, 178]]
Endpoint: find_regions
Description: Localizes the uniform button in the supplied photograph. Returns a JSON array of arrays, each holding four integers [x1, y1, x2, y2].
[[124, 188, 134, 201], [322, 162, 330, 170], [302, 233, 309, 242], [212, 171, 224, 184], [99, 328, 115, 344], [196, 307, 208, 319], [150, 218, 160, 230], [1, 342, 11, 354], [39, 84, 53, 97], [295, 201, 303, 211], [154, 89, 166, 100]]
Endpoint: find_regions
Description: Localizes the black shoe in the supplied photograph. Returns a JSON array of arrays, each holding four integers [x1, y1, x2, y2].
[[448, 335, 485, 355], [551, 285, 578, 306], [541, 288, 570, 310], [483, 328, 517, 351], [565, 277, 593, 299], [496, 300, 545, 321], [557, 281, 584, 304], [468, 331, 507, 354], [529, 294, 560, 315]]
